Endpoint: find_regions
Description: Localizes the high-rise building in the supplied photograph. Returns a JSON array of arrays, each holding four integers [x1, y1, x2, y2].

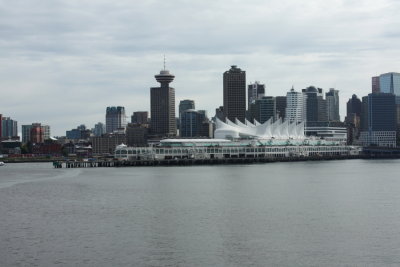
[[379, 72, 400, 95], [21, 123, 50, 144], [93, 122, 106, 137], [247, 81, 265, 109], [106, 106, 126, 133], [0, 114, 2, 139], [275, 96, 287, 121], [302, 86, 327, 123], [30, 124, 44, 144], [326, 88, 340, 121], [179, 100, 195, 116], [131, 111, 148, 124], [150, 68, 176, 136], [250, 96, 276, 123], [178, 100, 195, 132], [345, 94, 362, 144], [346, 94, 362, 118], [214, 106, 224, 121], [223, 65, 246, 123], [1, 116, 18, 139], [372, 76, 380, 93], [286, 87, 306, 123], [360, 93, 397, 147], [180, 109, 207, 137]]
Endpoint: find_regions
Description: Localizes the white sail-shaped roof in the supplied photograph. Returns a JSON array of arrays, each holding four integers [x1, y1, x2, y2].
[[214, 117, 305, 140], [288, 121, 297, 138], [253, 119, 261, 126], [245, 119, 256, 127], [296, 121, 305, 138], [235, 118, 248, 128], [280, 120, 289, 139]]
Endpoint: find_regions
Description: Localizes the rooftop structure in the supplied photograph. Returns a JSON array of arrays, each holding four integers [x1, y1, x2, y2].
[[214, 118, 305, 140]]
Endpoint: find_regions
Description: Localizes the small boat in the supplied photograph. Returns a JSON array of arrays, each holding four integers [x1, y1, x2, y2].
[[0, 162, 4, 166]]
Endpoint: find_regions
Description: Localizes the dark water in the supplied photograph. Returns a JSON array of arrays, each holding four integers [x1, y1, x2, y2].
[[1, 160, 400, 266]]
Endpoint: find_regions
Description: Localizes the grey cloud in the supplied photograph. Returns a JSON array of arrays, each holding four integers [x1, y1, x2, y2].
[[1, 0, 400, 134]]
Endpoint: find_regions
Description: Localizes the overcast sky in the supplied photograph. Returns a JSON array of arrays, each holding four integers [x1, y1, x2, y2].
[[1, 0, 400, 136]]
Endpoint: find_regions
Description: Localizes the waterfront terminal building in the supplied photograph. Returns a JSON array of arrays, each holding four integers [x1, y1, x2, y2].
[[115, 118, 360, 161]]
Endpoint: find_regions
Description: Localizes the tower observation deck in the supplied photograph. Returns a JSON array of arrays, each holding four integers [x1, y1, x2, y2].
[[155, 70, 175, 87]]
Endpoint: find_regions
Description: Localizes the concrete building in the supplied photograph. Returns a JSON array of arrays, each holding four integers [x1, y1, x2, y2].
[[223, 65, 246, 123], [150, 68, 176, 137], [131, 111, 149, 124], [30, 124, 44, 144], [305, 121, 347, 144], [372, 76, 380, 93], [360, 93, 397, 147], [286, 87, 306, 123], [247, 81, 265, 110], [21, 123, 50, 144], [326, 88, 340, 122], [91, 132, 126, 155], [66, 125, 91, 140], [106, 106, 126, 133], [126, 123, 149, 147]]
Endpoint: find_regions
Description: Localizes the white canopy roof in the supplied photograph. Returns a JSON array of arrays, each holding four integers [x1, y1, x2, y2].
[[214, 118, 305, 140]]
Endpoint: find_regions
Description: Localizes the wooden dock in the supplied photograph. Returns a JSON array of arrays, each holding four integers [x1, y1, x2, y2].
[[51, 153, 400, 169]]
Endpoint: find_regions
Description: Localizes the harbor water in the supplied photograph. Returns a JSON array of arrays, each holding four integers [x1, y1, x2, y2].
[[1, 160, 400, 266]]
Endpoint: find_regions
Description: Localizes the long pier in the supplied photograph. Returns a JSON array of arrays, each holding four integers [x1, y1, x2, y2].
[[53, 154, 400, 168]]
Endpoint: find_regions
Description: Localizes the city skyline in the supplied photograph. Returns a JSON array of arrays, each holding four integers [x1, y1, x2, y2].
[[1, 0, 400, 135]]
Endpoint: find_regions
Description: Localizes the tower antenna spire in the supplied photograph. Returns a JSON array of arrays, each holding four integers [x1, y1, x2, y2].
[[163, 55, 166, 70]]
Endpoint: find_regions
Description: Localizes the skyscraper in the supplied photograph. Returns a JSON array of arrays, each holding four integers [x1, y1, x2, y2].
[[179, 100, 195, 116], [379, 72, 400, 95], [360, 93, 397, 147], [180, 109, 206, 137], [247, 81, 265, 109], [150, 68, 176, 136], [1, 116, 18, 139], [275, 96, 287, 121], [302, 86, 327, 123], [0, 114, 2, 139], [286, 87, 306, 123], [346, 94, 362, 118], [106, 106, 126, 133], [372, 76, 380, 93], [223, 65, 246, 123], [250, 96, 276, 123], [326, 88, 340, 121]]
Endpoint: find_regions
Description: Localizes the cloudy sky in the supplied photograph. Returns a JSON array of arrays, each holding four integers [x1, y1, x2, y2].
[[1, 0, 400, 135]]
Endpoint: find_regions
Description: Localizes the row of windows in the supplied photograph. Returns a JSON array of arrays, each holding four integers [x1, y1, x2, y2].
[[116, 146, 350, 156]]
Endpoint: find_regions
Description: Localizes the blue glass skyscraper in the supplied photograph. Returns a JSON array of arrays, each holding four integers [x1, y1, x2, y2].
[[379, 72, 400, 96]]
